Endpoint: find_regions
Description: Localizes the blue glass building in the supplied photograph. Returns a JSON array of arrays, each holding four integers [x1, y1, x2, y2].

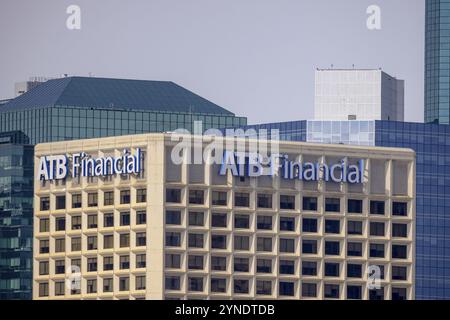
[[425, 0, 450, 124], [238, 119, 450, 299], [0, 76, 246, 299]]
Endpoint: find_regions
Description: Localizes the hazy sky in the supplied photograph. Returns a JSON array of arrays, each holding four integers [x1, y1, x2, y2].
[[0, 0, 425, 123]]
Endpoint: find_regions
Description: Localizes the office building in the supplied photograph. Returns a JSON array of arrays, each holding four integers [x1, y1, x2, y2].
[[425, 0, 450, 124], [0, 76, 246, 299], [33, 133, 415, 300], [238, 119, 450, 299], [14, 78, 46, 97], [315, 69, 404, 121], [0, 131, 34, 299]]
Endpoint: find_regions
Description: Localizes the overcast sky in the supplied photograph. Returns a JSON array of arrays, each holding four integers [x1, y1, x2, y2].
[[0, 0, 425, 123]]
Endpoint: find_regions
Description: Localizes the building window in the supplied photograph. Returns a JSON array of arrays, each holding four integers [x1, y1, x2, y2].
[[136, 189, 146, 203], [88, 192, 98, 207], [369, 243, 385, 258], [136, 211, 146, 225], [55, 260, 65, 274], [302, 218, 317, 233], [211, 256, 227, 271], [279, 238, 295, 253], [325, 198, 340, 212], [86, 279, 97, 294], [256, 280, 272, 295], [188, 255, 204, 270], [189, 190, 204, 205], [165, 253, 181, 269], [211, 213, 227, 228], [257, 194, 272, 209], [279, 282, 295, 296], [211, 234, 227, 249], [188, 233, 204, 248], [234, 279, 249, 294], [103, 234, 114, 249], [234, 235, 249, 251], [71, 237, 81, 252], [55, 217, 66, 231], [325, 241, 340, 255], [347, 285, 362, 300], [257, 215, 272, 230], [280, 195, 295, 210], [212, 191, 227, 206], [55, 238, 65, 252], [56, 195, 66, 210], [72, 193, 82, 208], [103, 191, 114, 206], [166, 189, 181, 203], [348, 199, 362, 214], [302, 261, 317, 276], [39, 239, 49, 254], [71, 215, 81, 230], [87, 258, 97, 272], [256, 259, 272, 273], [302, 283, 317, 297], [87, 236, 97, 250], [104, 213, 114, 227], [392, 223, 408, 238], [119, 276, 129, 291], [257, 237, 272, 252], [392, 287, 407, 300], [136, 254, 146, 268], [234, 257, 249, 272], [120, 190, 130, 204], [279, 260, 295, 275], [347, 220, 362, 235], [392, 266, 407, 281], [211, 278, 226, 293], [234, 192, 250, 207], [370, 222, 385, 236], [120, 255, 130, 269], [120, 212, 130, 226], [347, 263, 362, 278], [302, 197, 317, 211], [302, 240, 317, 254], [165, 276, 180, 290], [324, 284, 340, 299], [392, 245, 407, 259], [188, 277, 203, 292], [136, 232, 146, 246], [103, 278, 113, 293], [40, 197, 50, 211], [103, 256, 113, 271], [39, 282, 49, 297], [136, 276, 146, 290], [39, 218, 50, 233], [189, 211, 204, 226], [325, 220, 340, 234], [324, 262, 339, 277], [280, 216, 295, 231], [87, 214, 98, 229], [166, 232, 181, 247], [71, 258, 81, 270], [369, 288, 384, 300], [39, 261, 49, 275], [370, 200, 385, 215], [55, 281, 65, 296], [119, 233, 130, 248], [392, 202, 407, 216], [347, 242, 362, 256], [234, 214, 250, 229], [166, 210, 181, 225]]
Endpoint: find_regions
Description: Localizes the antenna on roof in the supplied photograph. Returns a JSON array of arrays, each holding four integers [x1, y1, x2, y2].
[[352, 64, 355, 69]]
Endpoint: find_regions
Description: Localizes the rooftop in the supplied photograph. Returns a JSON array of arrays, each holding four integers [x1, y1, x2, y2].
[[0, 76, 235, 115]]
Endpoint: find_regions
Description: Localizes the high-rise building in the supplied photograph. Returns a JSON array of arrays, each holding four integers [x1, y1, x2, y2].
[[33, 133, 415, 300], [315, 69, 404, 121], [0, 76, 246, 299], [425, 0, 450, 124], [238, 119, 450, 299]]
